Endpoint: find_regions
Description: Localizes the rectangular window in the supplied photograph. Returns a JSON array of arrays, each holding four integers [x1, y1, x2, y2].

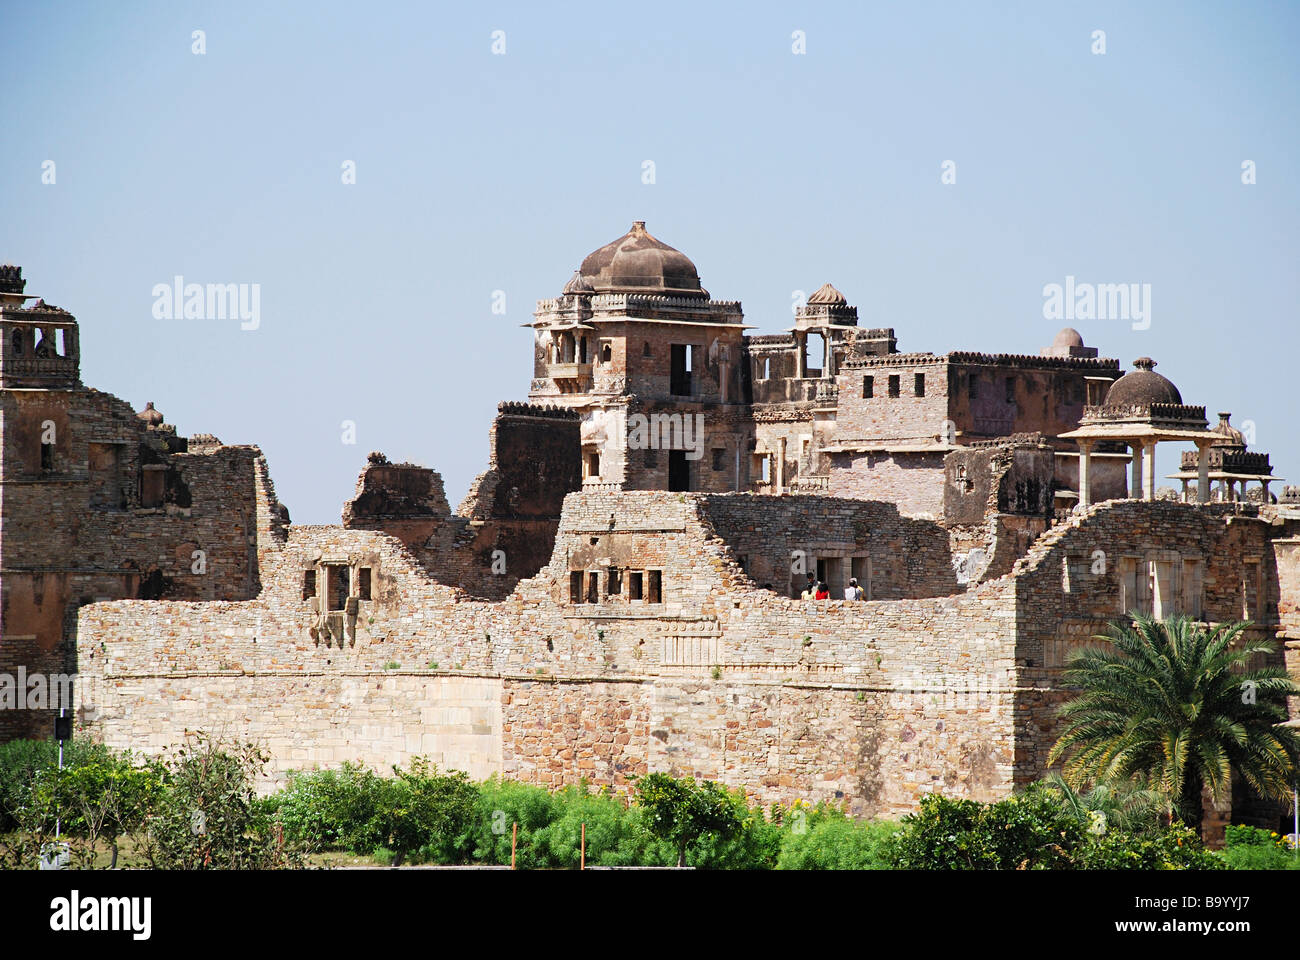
[[1005, 376, 1016, 405], [647, 570, 662, 604], [570, 571, 584, 603], [587, 571, 599, 604], [711, 448, 726, 471], [968, 374, 978, 400], [670, 344, 693, 395], [862, 375, 874, 398], [607, 566, 621, 595], [40, 442, 54, 472], [139, 466, 165, 508], [888, 375, 900, 398], [358, 567, 372, 601], [629, 571, 644, 601], [327, 565, 349, 611], [302, 569, 317, 600], [914, 373, 925, 397]]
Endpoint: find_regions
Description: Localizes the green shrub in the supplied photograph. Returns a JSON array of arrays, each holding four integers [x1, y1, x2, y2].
[[0, 738, 115, 832], [1218, 824, 1299, 870], [459, 776, 559, 868], [382, 758, 479, 865], [136, 734, 302, 869], [633, 773, 747, 867], [266, 762, 391, 853], [530, 785, 657, 868], [888, 791, 1083, 870], [777, 818, 900, 870], [1075, 823, 1224, 870]]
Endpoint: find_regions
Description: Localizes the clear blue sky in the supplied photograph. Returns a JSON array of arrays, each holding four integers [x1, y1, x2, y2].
[[3, 0, 1296, 522]]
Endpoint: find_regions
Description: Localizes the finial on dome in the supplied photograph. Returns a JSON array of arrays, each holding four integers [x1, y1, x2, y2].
[[1133, 357, 1156, 371], [136, 401, 164, 427], [807, 282, 847, 306]]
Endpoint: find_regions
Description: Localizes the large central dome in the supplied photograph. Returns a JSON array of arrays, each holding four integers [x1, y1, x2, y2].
[[578, 221, 707, 298]]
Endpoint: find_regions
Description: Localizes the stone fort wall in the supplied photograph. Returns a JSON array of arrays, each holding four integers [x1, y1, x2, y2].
[[72, 491, 1297, 825]]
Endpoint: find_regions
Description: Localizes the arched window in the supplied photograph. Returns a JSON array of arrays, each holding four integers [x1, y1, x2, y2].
[[600, 343, 612, 364]]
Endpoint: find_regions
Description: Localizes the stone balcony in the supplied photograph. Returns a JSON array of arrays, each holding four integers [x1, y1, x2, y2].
[[0, 355, 80, 387], [545, 362, 593, 381]]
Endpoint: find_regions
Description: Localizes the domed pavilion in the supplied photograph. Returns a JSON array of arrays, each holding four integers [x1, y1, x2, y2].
[[1060, 357, 1215, 506]]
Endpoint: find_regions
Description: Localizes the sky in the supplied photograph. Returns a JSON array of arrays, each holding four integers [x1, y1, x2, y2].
[[2, 0, 1296, 523]]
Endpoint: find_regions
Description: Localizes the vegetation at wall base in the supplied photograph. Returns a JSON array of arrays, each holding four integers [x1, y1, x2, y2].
[[0, 731, 1293, 870]]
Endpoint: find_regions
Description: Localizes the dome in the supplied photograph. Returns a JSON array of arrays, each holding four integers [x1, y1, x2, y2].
[[578, 221, 706, 298], [807, 282, 847, 306], [561, 270, 594, 296], [1051, 327, 1084, 349], [1210, 412, 1246, 449], [1103, 357, 1182, 407], [136, 401, 164, 426]]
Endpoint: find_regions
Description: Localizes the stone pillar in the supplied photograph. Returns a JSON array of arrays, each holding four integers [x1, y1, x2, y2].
[[1130, 443, 1144, 499], [1142, 440, 1157, 500], [795, 334, 806, 379], [1078, 441, 1094, 509], [1180, 479, 1189, 502], [776, 437, 787, 493], [822, 332, 831, 378], [1196, 441, 1211, 504]]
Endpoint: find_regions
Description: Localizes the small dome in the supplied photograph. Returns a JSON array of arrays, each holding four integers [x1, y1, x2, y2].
[[1210, 412, 1246, 449], [1103, 358, 1183, 407], [561, 269, 594, 296], [807, 282, 847, 306], [1051, 327, 1085, 349], [136, 401, 164, 426], [578, 221, 706, 298]]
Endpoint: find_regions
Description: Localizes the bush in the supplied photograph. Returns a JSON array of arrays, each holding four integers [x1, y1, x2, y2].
[[1218, 824, 1300, 871], [530, 785, 657, 868], [633, 773, 748, 867], [379, 758, 478, 865], [459, 776, 559, 868], [778, 817, 900, 870], [1075, 823, 1224, 870], [29, 754, 163, 868], [887, 792, 1083, 870], [266, 762, 391, 853], [0, 738, 115, 833], [135, 734, 302, 869]]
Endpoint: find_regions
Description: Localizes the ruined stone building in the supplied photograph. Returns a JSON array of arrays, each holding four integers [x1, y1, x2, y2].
[[2, 226, 1297, 836]]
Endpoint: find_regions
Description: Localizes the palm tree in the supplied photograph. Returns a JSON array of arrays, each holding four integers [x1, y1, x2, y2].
[[1048, 614, 1300, 833], [1036, 772, 1167, 835]]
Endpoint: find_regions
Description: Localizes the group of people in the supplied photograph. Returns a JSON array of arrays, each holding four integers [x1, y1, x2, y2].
[[800, 576, 864, 601]]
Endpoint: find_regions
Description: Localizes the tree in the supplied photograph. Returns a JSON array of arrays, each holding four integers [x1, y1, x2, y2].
[[135, 734, 302, 869], [1036, 773, 1166, 837], [1048, 615, 1300, 834], [632, 773, 745, 867], [33, 755, 162, 867]]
